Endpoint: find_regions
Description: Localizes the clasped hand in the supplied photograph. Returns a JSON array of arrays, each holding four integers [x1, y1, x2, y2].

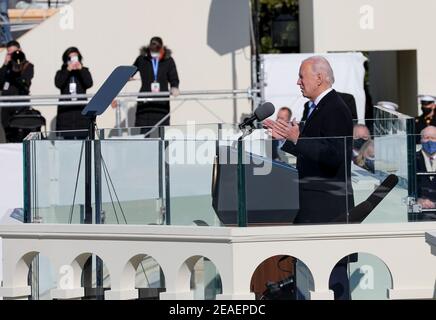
[[263, 118, 300, 144]]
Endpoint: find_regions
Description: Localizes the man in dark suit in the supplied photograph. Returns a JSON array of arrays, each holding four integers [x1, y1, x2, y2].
[[264, 56, 354, 299], [416, 125, 436, 220], [265, 56, 354, 224], [271, 107, 292, 161], [301, 91, 357, 123]]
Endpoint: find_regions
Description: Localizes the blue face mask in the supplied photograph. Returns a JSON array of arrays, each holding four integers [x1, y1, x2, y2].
[[364, 158, 375, 173], [422, 141, 436, 155]]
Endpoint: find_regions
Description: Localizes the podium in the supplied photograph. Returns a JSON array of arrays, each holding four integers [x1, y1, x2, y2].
[[212, 146, 299, 225]]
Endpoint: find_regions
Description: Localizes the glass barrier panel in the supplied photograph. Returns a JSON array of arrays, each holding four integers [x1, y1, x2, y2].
[[411, 133, 436, 221], [25, 139, 87, 224], [23, 123, 436, 226]]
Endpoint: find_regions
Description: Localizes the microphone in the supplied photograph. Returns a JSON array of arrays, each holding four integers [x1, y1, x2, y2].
[[239, 102, 275, 130], [347, 174, 399, 223]]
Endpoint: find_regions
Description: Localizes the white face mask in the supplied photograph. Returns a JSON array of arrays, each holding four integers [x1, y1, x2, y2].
[[150, 51, 160, 58]]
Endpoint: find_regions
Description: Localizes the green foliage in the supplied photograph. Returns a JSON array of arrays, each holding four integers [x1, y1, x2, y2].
[[260, 36, 281, 53], [259, 0, 298, 9], [253, 0, 300, 53]]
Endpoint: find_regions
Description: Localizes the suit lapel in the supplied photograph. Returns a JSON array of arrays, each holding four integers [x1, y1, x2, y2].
[[301, 90, 335, 135], [301, 102, 309, 122], [300, 102, 309, 132]]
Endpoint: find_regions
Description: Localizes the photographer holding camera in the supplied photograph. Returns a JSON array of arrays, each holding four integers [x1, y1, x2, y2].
[[0, 40, 34, 142], [55, 46, 93, 139]]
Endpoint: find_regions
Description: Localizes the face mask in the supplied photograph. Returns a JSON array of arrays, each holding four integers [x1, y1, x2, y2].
[[353, 138, 367, 151], [422, 141, 436, 155], [421, 107, 433, 116], [364, 159, 375, 172], [150, 51, 160, 59]]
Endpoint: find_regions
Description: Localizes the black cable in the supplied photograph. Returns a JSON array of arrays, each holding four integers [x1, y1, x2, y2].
[[101, 159, 120, 224], [69, 141, 84, 224], [94, 123, 154, 287], [94, 125, 153, 287], [277, 256, 293, 274], [101, 156, 128, 224], [94, 123, 127, 224]]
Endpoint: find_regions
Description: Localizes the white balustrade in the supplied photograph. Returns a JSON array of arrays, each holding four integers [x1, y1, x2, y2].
[[1, 223, 436, 300]]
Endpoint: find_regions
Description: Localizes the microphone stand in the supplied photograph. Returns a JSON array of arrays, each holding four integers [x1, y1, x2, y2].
[[83, 114, 104, 299], [237, 125, 254, 227]]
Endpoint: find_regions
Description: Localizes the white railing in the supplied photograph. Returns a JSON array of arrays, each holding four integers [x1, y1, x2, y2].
[[0, 88, 259, 129], [0, 89, 258, 106], [1, 222, 436, 300]]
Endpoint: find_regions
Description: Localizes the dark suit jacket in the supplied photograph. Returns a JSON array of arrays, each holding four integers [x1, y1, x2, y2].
[[338, 92, 358, 121], [302, 92, 357, 122], [416, 151, 436, 202], [282, 89, 354, 224]]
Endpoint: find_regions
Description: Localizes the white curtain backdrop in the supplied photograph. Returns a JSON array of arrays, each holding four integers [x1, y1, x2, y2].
[[262, 52, 367, 123]]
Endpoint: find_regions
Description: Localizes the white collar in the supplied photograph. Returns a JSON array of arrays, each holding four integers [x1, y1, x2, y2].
[[422, 150, 436, 172], [312, 87, 333, 106]]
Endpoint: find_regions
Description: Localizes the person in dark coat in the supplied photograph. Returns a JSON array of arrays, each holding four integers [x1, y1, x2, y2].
[[416, 126, 436, 219], [133, 37, 179, 133], [415, 96, 436, 144], [0, 40, 34, 142], [271, 106, 292, 161], [55, 47, 93, 139], [264, 56, 354, 300], [338, 92, 358, 122]]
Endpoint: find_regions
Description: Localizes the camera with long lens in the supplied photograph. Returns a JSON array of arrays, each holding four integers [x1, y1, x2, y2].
[[10, 50, 27, 73], [11, 50, 26, 65]]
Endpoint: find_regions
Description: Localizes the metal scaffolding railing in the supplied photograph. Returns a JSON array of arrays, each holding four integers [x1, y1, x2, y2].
[[0, 89, 259, 107], [0, 88, 260, 129]]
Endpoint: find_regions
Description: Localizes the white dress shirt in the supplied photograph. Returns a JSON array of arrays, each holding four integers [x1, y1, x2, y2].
[[422, 150, 436, 172], [313, 87, 333, 106]]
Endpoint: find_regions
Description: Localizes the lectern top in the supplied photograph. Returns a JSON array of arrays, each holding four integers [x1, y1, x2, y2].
[[82, 65, 137, 117]]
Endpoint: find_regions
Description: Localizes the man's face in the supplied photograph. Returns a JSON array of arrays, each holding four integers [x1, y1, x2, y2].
[[421, 127, 436, 143], [276, 109, 291, 123], [353, 126, 370, 140], [297, 61, 320, 101]]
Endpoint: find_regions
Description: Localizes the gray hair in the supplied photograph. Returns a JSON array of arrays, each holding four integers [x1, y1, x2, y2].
[[304, 56, 335, 86], [421, 125, 436, 138]]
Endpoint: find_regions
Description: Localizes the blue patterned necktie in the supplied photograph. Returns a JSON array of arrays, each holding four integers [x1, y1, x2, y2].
[[307, 102, 316, 118]]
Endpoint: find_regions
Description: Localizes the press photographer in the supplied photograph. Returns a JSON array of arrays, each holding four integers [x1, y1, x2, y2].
[[0, 40, 35, 142]]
